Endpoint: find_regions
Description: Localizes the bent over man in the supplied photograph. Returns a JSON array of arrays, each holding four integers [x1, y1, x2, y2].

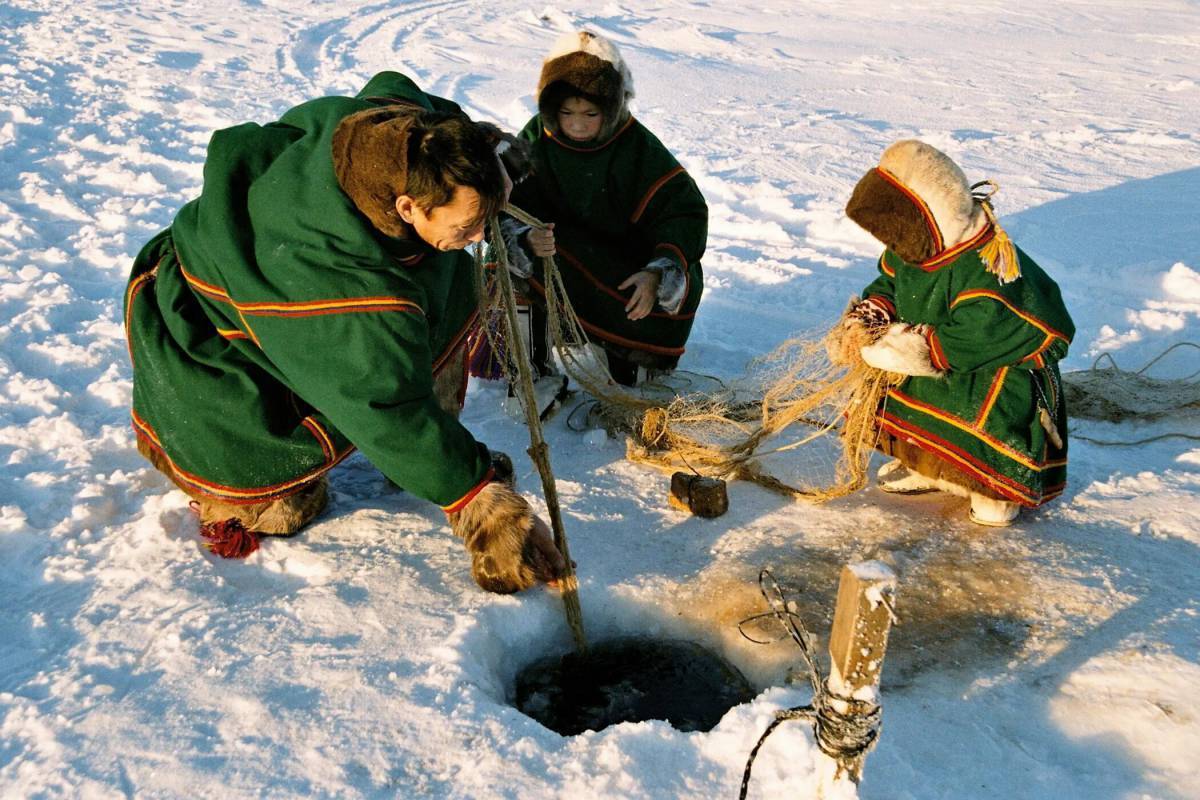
[[124, 71, 564, 592]]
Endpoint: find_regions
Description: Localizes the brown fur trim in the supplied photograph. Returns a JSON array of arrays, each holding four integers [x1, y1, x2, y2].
[[538, 52, 630, 141], [846, 168, 939, 264], [877, 431, 1005, 500], [878, 140, 985, 249], [136, 436, 329, 534], [447, 481, 538, 594], [332, 106, 420, 238]]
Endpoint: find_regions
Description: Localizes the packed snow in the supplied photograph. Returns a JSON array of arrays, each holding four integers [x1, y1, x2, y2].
[[2, 0, 1198, 797]]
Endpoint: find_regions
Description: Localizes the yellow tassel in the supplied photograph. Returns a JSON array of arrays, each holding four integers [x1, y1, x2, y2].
[[972, 185, 1021, 284]]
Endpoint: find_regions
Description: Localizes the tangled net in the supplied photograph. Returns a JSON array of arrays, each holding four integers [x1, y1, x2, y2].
[[477, 205, 895, 502], [1062, 343, 1200, 422]]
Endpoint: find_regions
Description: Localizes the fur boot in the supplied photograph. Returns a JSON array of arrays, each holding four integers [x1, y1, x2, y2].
[[448, 481, 541, 594], [137, 435, 328, 535]]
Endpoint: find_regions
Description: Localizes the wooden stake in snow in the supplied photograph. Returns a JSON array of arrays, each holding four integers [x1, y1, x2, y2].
[[739, 564, 898, 797], [823, 561, 897, 782], [828, 562, 897, 703]]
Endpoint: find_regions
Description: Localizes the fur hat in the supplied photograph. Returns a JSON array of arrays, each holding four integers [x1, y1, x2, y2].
[[332, 105, 419, 238], [537, 30, 634, 141], [846, 139, 985, 264]]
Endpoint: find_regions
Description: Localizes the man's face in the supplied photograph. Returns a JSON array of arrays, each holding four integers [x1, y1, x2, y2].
[[395, 185, 487, 251]]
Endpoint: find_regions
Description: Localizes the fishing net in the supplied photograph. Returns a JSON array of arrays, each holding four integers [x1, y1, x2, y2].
[[1062, 343, 1200, 422], [476, 205, 895, 501]]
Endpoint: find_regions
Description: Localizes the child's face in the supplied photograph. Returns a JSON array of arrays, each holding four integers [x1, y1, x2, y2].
[[557, 97, 604, 142]]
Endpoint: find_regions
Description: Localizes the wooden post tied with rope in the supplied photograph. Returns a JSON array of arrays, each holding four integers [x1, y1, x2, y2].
[[826, 561, 897, 781]]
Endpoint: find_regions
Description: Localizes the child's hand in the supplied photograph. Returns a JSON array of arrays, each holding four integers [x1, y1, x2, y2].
[[619, 270, 661, 320], [526, 224, 555, 257]]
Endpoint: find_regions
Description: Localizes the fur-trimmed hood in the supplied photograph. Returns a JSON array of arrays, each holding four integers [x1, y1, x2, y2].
[[332, 104, 421, 239], [537, 30, 634, 143], [846, 139, 987, 265]]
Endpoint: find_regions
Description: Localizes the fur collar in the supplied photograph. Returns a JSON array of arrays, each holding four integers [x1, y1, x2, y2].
[[332, 105, 421, 240]]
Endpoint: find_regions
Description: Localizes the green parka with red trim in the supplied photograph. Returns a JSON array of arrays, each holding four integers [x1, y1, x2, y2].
[[508, 113, 708, 370], [123, 72, 492, 511], [860, 228, 1074, 507]]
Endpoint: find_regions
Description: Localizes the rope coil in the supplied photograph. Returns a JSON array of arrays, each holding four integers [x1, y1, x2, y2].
[[737, 570, 883, 798]]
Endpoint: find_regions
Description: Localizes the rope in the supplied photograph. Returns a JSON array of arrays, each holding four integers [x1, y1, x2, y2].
[[737, 570, 882, 798], [496, 203, 892, 503], [1063, 341, 1200, 443]]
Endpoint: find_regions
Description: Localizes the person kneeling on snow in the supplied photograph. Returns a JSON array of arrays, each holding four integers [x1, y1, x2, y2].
[[123, 71, 564, 592], [828, 140, 1074, 526], [482, 30, 708, 388]]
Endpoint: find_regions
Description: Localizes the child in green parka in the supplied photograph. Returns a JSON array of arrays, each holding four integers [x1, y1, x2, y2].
[[828, 140, 1074, 527], [497, 30, 709, 386]]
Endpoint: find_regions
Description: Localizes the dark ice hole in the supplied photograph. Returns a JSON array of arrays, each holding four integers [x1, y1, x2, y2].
[[513, 636, 756, 736]]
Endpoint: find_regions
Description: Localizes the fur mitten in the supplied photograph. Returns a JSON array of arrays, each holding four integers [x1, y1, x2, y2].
[[448, 481, 540, 594], [642, 256, 687, 314], [826, 296, 891, 366], [860, 322, 945, 377]]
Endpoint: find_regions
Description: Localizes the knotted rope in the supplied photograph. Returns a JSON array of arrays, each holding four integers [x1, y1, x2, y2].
[[737, 570, 883, 798]]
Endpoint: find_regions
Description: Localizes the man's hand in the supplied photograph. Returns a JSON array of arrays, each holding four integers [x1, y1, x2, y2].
[[526, 515, 568, 586], [526, 224, 556, 258], [618, 270, 661, 321]]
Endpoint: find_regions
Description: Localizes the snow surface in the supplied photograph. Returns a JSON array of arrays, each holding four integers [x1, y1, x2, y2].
[[2, 0, 1199, 797]]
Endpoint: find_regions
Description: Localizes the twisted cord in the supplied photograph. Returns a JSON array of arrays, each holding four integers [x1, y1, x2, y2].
[[737, 570, 882, 798]]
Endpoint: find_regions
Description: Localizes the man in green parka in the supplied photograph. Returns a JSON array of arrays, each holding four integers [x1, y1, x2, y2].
[[496, 30, 708, 386], [124, 72, 565, 593], [828, 140, 1073, 527]]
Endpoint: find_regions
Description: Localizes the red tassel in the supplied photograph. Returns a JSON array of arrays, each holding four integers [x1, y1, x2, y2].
[[198, 516, 261, 559]]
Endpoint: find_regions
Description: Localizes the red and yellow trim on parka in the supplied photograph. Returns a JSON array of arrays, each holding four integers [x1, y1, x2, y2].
[[925, 327, 950, 372], [123, 256, 164, 364], [974, 367, 1009, 428], [885, 387, 1067, 475], [879, 412, 1065, 507], [544, 115, 637, 153], [181, 265, 425, 319], [441, 466, 497, 514], [526, 275, 687, 357], [1022, 334, 1057, 368], [915, 223, 996, 271], [631, 166, 686, 224], [432, 309, 481, 376], [878, 255, 896, 279], [874, 167, 944, 254], [553, 243, 696, 321], [864, 294, 896, 320], [951, 289, 1071, 344], [131, 409, 354, 504]]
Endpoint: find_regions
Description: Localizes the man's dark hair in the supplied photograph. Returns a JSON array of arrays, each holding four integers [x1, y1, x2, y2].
[[405, 111, 505, 224]]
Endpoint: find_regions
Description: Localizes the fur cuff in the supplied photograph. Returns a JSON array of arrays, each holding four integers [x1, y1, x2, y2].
[[860, 323, 945, 377], [447, 481, 538, 594], [499, 217, 534, 277], [643, 256, 686, 314]]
